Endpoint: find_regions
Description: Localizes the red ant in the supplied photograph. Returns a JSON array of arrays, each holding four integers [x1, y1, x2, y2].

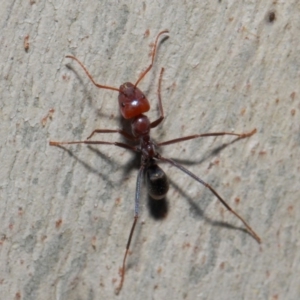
[[50, 30, 261, 294]]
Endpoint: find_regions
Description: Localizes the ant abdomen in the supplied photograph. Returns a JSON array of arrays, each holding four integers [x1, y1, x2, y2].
[[146, 161, 169, 200]]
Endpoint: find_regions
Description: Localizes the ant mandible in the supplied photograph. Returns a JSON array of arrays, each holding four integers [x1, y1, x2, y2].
[[50, 30, 261, 294]]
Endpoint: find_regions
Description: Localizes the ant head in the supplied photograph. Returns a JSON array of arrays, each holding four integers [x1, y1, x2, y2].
[[118, 82, 150, 119]]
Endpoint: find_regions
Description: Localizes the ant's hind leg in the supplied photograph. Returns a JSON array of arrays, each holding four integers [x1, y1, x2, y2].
[[158, 129, 257, 146], [115, 165, 145, 295], [158, 155, 261, 244]]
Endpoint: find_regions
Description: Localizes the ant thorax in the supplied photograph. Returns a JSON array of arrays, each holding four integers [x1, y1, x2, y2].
[[131, 114, 151, 137], [139, 135, 157, 159]]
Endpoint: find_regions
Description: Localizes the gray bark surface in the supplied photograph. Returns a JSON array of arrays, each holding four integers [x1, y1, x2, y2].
[[0, 1, 299, 299]]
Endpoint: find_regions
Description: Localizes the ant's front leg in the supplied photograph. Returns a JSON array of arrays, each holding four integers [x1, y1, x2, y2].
[[86, 129, 138, 141]]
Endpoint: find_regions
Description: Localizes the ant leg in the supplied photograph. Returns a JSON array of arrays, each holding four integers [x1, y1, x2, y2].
[[150, 68, 165, 128], [86, 129, 138, 141], [66, 55, 121, 93], [158, 155, 261, 244], [115, 165, 145, 295], [49, 140, 138, 152], [157, 129, 257, 146], [134, 30, 169, 88]]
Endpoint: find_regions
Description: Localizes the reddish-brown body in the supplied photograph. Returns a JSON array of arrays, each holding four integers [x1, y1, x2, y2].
[[50, 30, 261, 295], [119, 82, 150, 119]]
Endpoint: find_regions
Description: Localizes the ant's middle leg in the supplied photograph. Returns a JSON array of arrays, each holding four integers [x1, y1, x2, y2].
[[157, 129, 257, 146], [49, 139, 139, 152]]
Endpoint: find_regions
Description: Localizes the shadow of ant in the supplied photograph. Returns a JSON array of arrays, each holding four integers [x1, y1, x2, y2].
[[168, 135, 249, 166], [53, 144, 116, 189], [168, 177, 249, 238], [66, 63, 116, 122], [55, 136, 249, 238]]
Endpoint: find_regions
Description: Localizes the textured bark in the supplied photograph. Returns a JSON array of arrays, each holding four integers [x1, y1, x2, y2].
[[0, 1, 299, 299]]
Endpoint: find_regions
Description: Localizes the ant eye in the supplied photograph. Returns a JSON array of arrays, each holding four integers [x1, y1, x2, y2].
[[121, 102, 125, 107]]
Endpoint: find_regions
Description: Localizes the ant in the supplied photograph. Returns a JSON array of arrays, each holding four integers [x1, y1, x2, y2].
[[50, 30, 261, 294]]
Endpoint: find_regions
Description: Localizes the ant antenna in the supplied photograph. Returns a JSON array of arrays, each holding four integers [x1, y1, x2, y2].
[[66, 55, 121, 93], [134, 30, 169, 88]]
